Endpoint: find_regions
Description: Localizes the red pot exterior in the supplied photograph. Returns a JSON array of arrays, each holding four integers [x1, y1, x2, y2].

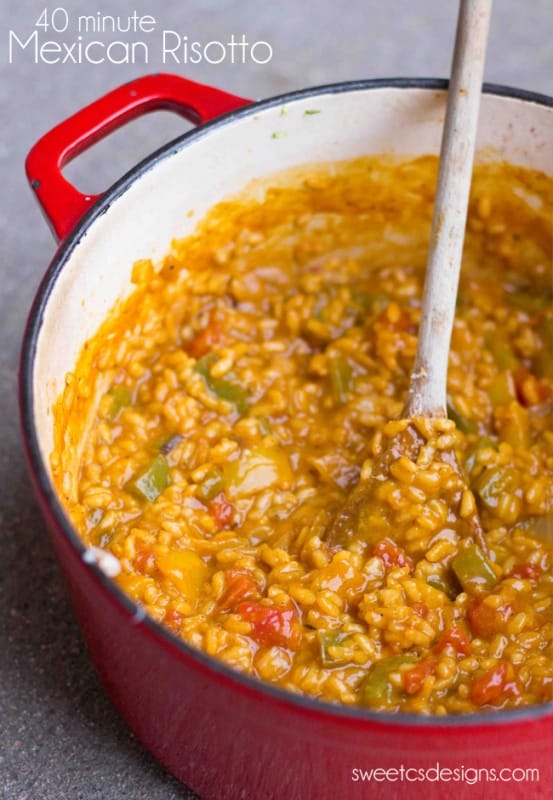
[[25, 73, 250, 240], [21, 75, 553, 800]]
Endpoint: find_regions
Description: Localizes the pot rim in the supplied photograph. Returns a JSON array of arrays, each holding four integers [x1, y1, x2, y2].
[[20, 77, 553, 730]]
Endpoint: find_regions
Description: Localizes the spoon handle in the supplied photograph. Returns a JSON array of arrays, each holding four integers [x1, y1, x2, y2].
[[405, 0, 493, 417]]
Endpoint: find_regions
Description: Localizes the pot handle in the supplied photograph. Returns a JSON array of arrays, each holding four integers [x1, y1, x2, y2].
[[25, 73, 251, 241]]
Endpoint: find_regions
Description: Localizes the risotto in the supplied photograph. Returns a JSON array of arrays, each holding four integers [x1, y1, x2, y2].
[[52, 156, 553, 715]]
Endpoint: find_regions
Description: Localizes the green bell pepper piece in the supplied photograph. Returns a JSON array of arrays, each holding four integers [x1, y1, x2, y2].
[[451, 544, 497, 594], [107, 384, 132, 418], [328, 355, 352, 404], [127, 455, 170, 502], [472, 465, 518, 512], [447, 398, 477, 434], [464, 436, 498, 474], [509, 290, 549, 314], [488, 371, 516, 406], [484, 332, 519, 370], [360, 656, 417, 707], [318, 631, 349, 666], [535, 314, 553, 378], [195, 353, 249, 415], [426, 573, 460, 601], [197, 467, 225, 502]]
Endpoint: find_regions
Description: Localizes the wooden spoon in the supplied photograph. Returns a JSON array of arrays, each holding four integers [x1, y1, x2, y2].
[[325, 0, 493, 551]]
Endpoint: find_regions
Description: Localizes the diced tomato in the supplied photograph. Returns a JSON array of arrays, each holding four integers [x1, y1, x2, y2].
[[411, 602, 428, 618], [187, 311, 222, 358], [435, 626, 471, 657], [471, 662, 512, 706], [514, 366, 551, 407], [163, 607, 183, 632], [403, 659, 435, 695], [503, 676, 521, 700], [508, 562, 542, 580], [236, 601, 302, 649], [133, 547, 155, 574], [467, 597, 514, 638], [373, 539, 414, 572], [208, 492, 236, 530], [218, 570, 260, 611]]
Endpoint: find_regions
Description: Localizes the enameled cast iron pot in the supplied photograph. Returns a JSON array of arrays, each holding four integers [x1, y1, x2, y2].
[[20, 74, 553, 800]]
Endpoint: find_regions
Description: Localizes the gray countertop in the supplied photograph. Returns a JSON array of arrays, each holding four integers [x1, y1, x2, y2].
[[1, 1, 551, 798]]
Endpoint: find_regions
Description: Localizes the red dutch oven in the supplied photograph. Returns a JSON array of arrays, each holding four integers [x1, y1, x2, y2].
[[20, 74, 553, 799]]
